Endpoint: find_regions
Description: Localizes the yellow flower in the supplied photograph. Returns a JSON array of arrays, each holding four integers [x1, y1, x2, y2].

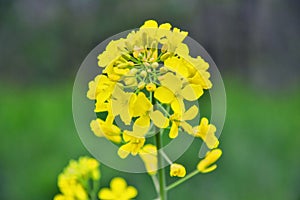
[[168, 105, 198, 138], [97, 39, 126, 67], [53, 194, 71, 200], [131, 92, 169, 134], [197, 149, 222, 173], [146, 82, 156, 91], [99, 177, 137, 200], [193, 117, 219, 149], [154, 72, 199, 113], [111, 85, 136, 125], [117, 132, 146, 159], [139, 144, 157, 175], [170, 163, 186, 177], [87, 75, 101, 100], [90, 118, 122, 143], [55, 157, 100, 200]]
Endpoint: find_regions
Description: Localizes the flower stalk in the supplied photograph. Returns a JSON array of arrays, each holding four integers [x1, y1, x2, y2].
[[155, 128, 167, 200], [166, 170, 199, 191]]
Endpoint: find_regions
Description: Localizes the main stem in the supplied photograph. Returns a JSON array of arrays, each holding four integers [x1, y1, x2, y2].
[[155, 129, 167, 200]]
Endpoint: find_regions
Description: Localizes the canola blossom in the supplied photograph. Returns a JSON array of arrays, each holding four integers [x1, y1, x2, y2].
[[56, 19, 224, 200], [98, 177, 138, 200], [87, 19, 219, 160]]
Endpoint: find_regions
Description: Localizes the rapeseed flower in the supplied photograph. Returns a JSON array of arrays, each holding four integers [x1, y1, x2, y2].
[[193, 117, 219, 149], [98, 177, 138, 200], [54, 157, 100, 200]]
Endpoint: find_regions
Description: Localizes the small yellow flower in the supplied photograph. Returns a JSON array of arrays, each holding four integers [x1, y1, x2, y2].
[[117, 132, 146, 159], [90, 118, 122, 143], [97, 39, 126, 67], [132, 92, 169, 133], [154, 72, 199, 113], [193, 117, 219, 149], [146, 83, 156, 91], [139, 144, 157, 175], [197, 149, 222, 173], [169, 105, 198, 138], [170, 163, 186, 177], [111, 86, 136, 125], [98, 177, 138, 200]]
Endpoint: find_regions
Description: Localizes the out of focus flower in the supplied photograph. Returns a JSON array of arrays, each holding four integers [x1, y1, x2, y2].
[[54, 157, 100, 200], [98, 177, 138, 200]]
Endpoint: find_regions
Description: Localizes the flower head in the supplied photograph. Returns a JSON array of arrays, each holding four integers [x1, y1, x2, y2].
[[193, 117, 219, 149], [54, 157, 100, 200], [86, 20, 216, 171], [98, 177, 138, 200]]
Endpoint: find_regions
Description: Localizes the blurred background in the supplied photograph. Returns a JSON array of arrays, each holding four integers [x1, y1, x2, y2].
[[0, 0, 299, 199]]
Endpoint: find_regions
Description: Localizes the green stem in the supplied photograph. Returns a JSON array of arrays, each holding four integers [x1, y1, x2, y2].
[[157, 103, 171, 117], [155, 129, 167, 200], [166, 170, 199, 191]]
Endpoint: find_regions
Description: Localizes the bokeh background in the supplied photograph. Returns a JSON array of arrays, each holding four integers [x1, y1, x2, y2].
[[1, 0, 300, 199]]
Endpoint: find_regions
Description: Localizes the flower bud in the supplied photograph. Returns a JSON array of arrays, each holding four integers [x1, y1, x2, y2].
[[128, 61, 135, 67], [146, 83, 156, 92], [129, 68, 138, 75], [138, 82, 146, 89], [140, 70, 147, 77], [159, 67, 168, 73], [152, 62, 159, 69], [144, 62, 150, 67]]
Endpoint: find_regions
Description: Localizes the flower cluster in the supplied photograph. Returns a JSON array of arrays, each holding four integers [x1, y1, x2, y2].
[[54, 157, 100, 200], [87, 19, 220, 170], [82, 19, 224, 199], [54, 157, 137, 200]]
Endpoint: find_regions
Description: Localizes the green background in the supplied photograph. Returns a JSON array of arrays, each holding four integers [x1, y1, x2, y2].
[[0, 1, 299, 199]]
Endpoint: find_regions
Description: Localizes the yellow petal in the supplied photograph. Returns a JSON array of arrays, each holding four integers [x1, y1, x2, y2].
[[149, 110, 169, 128], [133, 115, 150, 137], [98, 188, 116, 199], [164, 57, 190, 78], [197, 149, 222, 173], [181, 84, 199, 101], [182, 105, 198, 121], [159, 23, 172, 30], [110, 177, 127, 192], [171, 98, 184, 114], [140, 20, 158, 28], [175, 43, 189, 56], [180, 121, 194, 135], [118, 144, 131, 159], [169, 122, 179, 139], [159, 72, 182, 93], [125, 186, 138, 199], [139, 144, 157, 175], [154, 86, 175, 104], [90, 119, 104, 137], [201, 164, 217, 173], [132, 92, 152, 117]]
